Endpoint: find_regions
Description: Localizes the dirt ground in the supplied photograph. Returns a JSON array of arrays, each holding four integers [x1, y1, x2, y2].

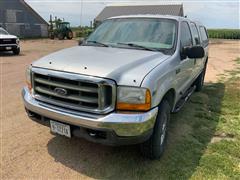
[[0, 39, 239, 179]]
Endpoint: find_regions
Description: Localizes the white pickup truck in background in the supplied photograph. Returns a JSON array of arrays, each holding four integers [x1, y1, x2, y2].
[[0, 27, 20, 55]]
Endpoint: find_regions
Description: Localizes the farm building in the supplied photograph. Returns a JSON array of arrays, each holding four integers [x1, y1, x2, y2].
[[95, 4, 184, 24], [0, 0, 48, 38]]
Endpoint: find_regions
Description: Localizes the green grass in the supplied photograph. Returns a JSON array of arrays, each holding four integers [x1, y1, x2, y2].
[[109, 58, 240, 179], [48, 59, 240, 179], [189, 59, 240, 179]]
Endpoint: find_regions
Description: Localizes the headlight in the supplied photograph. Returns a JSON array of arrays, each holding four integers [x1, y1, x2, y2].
[[117, 86, 151, 111], [16, 38, 20, 44], [26, 66, 32, 91]]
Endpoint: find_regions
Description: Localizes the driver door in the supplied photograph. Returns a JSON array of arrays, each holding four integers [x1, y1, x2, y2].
[[175, 21, 195, 95]]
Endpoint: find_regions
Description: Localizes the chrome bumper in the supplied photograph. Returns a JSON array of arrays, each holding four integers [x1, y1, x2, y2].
[[0, 44, 19, 47], [22, 87, 158, 137]]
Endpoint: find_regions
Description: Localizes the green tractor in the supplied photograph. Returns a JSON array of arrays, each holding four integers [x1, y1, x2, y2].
[[48, 15, 73, 40]]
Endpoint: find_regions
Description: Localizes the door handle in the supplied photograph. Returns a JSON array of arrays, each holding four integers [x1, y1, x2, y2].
[[194, 59, 197, 65], [176, 68, 181, 74]]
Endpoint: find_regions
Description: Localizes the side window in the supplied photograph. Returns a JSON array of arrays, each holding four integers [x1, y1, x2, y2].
[[199, 26, 209, 46], [190, 23, 200, 45], [180, 21, 193, 48]]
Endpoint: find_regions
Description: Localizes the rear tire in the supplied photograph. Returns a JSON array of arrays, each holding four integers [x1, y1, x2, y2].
[[195, 64, 207, 92], [140, 100, 170, 159], [13, 47, 20, 55]]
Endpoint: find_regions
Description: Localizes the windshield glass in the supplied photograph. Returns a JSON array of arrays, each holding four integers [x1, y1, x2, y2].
[[87, 18, 177, 50], [59, 23, 70, 29], [0, 28, 9, 35]]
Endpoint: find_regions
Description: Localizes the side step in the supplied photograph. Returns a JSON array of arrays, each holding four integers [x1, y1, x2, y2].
[[173, 85, 196, 113]]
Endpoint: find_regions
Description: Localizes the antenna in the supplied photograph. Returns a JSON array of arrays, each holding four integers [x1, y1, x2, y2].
[[80, 0, 83, 27]]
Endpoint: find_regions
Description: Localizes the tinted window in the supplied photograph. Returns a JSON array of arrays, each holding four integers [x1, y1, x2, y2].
[[180, 22, 192, 47], [191, 23, 200, 45], [200, 26, 208, 42]]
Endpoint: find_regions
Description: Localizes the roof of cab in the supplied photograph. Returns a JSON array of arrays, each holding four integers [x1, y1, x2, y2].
[[107, 14, 204, 26]]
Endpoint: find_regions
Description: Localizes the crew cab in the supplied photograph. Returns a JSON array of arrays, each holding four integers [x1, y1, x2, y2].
[[0, 27, 20, 55], [22, 15, 209, 159]]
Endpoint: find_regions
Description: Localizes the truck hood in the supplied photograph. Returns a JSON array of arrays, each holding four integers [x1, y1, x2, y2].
[[0, 34, 17, 39], [32, 46, 170, 86]]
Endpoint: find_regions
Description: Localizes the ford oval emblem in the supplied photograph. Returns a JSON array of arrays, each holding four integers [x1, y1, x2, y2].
[[54, 87, 68, 96]]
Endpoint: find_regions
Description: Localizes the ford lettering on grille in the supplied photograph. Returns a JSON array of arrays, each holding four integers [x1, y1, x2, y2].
[[54, 87, 68, 96]]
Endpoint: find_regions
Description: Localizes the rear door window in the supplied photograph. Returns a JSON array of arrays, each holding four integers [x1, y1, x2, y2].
[[190, 23, 200, 45], [199, 26, 209, 46]]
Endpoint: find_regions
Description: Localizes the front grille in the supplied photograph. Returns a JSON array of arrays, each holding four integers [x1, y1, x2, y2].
[[0, 39, 16, 44], [32, 69, 116, 114]]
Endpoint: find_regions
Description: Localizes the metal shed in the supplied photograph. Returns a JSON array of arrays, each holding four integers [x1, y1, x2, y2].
[[95, 4, 184, 24], [0, 0, 48, 38]]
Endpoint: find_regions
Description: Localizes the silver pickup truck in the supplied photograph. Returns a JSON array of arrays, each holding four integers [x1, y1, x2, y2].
[[22, 15, 209, 159]]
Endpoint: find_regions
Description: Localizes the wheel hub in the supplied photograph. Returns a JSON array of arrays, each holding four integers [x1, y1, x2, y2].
[[160, 114, 167, 145]]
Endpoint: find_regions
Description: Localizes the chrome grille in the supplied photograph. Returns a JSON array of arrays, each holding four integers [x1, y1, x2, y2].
[[32, 68, 116, 114], [0, 39, 16, 44]]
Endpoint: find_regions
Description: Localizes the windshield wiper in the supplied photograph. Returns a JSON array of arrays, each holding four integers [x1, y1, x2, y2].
[[86, 40, 109, 47], [117, 42, 159, 52]]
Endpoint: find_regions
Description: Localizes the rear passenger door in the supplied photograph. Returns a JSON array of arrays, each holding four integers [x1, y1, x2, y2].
[[199, 26, 209, 68], [190, 22, 202, 77], [176, 21, 195, 94]]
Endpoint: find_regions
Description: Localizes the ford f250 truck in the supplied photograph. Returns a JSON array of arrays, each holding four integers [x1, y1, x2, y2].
[[22, 15, 209, 159]]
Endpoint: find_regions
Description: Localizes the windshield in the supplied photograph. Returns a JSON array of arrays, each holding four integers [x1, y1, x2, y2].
[[87, 18, 177, 51], [0, 28, 9, 35], [59, 23, 70, 29]]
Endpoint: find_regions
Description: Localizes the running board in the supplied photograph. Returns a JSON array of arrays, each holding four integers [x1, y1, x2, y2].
[[173, 85, 196, 113]]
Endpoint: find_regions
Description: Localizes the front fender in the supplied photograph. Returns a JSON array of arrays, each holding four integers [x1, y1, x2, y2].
[[141, 56, 178, 109]]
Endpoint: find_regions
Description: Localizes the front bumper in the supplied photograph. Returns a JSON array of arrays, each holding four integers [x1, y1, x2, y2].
[[0, 44, 19, 51], [22, 87, 158, 144]]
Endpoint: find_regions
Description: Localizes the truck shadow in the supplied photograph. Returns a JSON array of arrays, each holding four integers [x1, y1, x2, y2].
[[47, 82, 225, 179]]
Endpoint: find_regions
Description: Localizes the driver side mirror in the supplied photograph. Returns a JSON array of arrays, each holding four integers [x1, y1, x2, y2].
[[183, 46, 205, 59], [78, 37, 85, 45]]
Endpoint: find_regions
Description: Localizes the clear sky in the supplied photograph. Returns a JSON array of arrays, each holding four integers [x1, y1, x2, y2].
[[25, 0, 240, 29]]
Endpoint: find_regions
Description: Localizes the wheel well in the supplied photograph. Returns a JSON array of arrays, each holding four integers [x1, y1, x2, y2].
[[161, 89, 175, 111]]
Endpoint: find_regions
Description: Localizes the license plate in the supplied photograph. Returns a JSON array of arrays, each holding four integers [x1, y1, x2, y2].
[[6, 47, 11, 50], [50, 120, 71, 138]]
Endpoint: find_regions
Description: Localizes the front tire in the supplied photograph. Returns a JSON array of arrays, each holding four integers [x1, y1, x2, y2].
[[67, 31, 73, 40], [58, 33, 64, 40], [140, 100, 170, 159], [13, 47, 20, 55], [49, 33, 54, 39]]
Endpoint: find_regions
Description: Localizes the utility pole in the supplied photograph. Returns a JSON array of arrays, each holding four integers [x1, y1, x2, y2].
[[80, 0, 83, 27]]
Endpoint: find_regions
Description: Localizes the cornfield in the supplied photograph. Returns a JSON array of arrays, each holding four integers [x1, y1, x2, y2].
[[207, 29, 240, 39]]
